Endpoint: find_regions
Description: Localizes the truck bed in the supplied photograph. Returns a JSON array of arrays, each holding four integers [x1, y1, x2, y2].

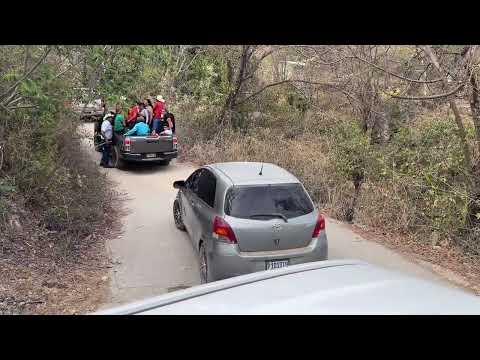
[[127, 134, 175, 153], [115, 133, 178, 164]]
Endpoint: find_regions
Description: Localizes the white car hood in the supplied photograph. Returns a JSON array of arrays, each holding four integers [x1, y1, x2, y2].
[[95, 260, 480, 315]]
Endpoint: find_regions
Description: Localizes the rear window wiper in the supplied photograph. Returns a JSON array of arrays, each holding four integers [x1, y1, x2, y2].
[[249, 213, 288, 223]]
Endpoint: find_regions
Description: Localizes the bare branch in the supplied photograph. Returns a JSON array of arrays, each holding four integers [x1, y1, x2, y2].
[[0, 46, 52, 101], [53, 66, 72, 80], [3, 90, 18, 106], [389, 82, 465, 100], [0, 102, 11, 114], [6, 97, 23, 107], [235, 78, 343, 107], [353, 54, 443, 84], [234, 79, 292, 106], [243, 46, 281, 82], [9, 105, 38, 110], [296, 46, 350, 66]]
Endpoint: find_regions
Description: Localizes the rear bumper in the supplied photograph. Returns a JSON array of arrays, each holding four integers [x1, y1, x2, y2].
[[121, 150, 178, 162], [206, 231, 328, 282], [78, 110, 103, 117]]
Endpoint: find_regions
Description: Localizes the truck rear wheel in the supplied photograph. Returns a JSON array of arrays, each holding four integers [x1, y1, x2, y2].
[[93, 133, 102, 152], [158, 159, 171, 166], [111, 145, 125, 169]]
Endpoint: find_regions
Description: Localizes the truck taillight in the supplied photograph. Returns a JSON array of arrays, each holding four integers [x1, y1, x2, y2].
[[124, 137, 131, 152], [312, 213, 326, 238], [173, 136, 178, 149], [212, 216, 237, 243]]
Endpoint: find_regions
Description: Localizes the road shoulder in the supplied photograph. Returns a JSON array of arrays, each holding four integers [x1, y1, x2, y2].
[[346, 219, 480, 295]]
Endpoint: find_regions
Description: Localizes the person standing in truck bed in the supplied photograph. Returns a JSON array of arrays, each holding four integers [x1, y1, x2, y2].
[[152, 95, 165, 134], [138, 102, 150, 125], [145, 98, 154, 128], [126, 101, 140, 129], [163, 110, 175, 134], [113, 104, 125, 135]]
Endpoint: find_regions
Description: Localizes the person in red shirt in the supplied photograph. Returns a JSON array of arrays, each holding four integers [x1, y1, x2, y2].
[[152, 95, 166, 134], [126, 101, 140, 129], [153, 95, 165, 119]]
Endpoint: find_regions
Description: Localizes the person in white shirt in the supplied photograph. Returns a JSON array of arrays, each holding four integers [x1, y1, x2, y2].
[[100, 113, 114, 168], [138, 102, 150, 125]]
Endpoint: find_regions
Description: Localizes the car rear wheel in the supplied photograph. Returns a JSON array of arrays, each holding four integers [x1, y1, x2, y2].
[[173, 199, 186, 231], [199, 243, 209, 284]]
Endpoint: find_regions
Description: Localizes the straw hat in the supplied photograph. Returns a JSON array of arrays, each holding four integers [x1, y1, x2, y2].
[[156, 95, 165, 102]]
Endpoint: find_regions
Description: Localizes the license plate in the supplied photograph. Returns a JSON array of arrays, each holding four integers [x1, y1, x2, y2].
[[265, 259, 289, 270], [146, 153, 156, 158]]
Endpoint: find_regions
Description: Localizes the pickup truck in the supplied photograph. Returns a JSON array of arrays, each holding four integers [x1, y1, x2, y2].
[[72, 88, 104, 122], [107, 132, 178, 168]]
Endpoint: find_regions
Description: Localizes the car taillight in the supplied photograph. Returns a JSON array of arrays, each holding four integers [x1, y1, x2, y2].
[[213, 216, 237, 243], [124, 137, 131, 152], [312, 213, 326, 238], [173, 136, 178, 149]]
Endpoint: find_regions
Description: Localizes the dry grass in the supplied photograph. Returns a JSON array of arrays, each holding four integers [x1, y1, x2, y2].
[[0, 118, 118, 314], [178, 118, 480, 294], [0, 188, 122, 314], [181, 127, 343, 209]]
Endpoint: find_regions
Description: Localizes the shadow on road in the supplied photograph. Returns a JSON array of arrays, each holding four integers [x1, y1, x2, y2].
[[117, 161, 186, 176]]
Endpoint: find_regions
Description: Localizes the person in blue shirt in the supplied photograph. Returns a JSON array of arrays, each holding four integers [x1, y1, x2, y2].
[[124, 118, 151, 136]]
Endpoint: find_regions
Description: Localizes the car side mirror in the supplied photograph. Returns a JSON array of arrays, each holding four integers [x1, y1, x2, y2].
[[173, 180, 186, 189]]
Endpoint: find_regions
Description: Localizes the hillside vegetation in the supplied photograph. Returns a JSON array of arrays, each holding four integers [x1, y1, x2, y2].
[[3, 45, 480, 311]]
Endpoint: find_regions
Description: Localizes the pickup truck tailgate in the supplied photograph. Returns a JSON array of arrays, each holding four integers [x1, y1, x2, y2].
[[129, 135, 174, 153]]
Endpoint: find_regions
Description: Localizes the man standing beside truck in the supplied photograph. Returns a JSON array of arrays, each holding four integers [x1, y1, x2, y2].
[[100, 113, 114, 168]]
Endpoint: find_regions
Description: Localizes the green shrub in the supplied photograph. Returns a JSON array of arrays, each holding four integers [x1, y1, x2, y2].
[[329, 119, 373, 183], [0, 49, 111, 257]]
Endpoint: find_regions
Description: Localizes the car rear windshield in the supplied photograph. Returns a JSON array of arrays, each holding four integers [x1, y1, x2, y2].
[[224, 184, 314, 220]]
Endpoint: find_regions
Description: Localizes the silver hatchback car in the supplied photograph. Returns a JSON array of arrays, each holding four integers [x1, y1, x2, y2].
[[172, 162, 328, 283]]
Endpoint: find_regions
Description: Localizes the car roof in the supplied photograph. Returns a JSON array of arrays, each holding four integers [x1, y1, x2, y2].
[[94, 260, 480, 315], [208, 162, 299, 186]]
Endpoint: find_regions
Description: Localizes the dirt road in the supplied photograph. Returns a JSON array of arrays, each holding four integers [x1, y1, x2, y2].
[[80, 123, 455, 309]]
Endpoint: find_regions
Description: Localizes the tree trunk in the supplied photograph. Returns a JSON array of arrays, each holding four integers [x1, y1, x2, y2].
[[220, 46, 251, 126], [24, 46, 31, 74], [469, 69, 480, 154], [449, 100, 472, 169], [466, 69, 480, 226], [422, 45, 480, 228], [345, 171, 364, 223], [422, 46, 473, 170]]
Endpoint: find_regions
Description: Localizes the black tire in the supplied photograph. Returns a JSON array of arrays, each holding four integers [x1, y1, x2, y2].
[[111, 145, 125, 169], [158, 159, 171, 166], [93, 135, 100, 152], [173, 199, 186, 231], [199, 242, 209, 284], [0, 145, 3, 172]]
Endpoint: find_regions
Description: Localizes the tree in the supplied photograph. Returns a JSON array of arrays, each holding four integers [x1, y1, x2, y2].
[[215, 45, 290, 126]]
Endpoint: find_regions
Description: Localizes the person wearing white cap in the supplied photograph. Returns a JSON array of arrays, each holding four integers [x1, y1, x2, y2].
[[100, 112, 114, 168], [152, 95, 166, 134]]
